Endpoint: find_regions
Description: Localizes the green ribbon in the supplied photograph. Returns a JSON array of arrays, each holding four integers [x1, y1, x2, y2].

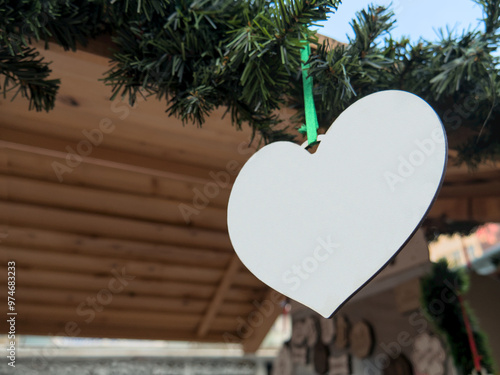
[[299, 43, 319, 146]]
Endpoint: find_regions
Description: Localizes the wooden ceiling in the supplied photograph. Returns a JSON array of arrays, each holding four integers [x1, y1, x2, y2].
[[0, 39, 499, 353]]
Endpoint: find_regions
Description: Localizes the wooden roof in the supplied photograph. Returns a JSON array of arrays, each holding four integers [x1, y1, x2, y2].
[[0, 39, 499, 353]]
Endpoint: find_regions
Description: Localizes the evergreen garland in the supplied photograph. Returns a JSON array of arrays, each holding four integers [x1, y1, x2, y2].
[[0, 0, 106, 110], [1, 0, 499, 159], [420, 259, 496, 374]]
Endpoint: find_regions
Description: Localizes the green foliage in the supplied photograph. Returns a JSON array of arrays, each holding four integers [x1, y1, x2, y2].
[[307, 0, 500, 167], [0, 0, 105, 110], [105, 0, 340, 143], [421, 260, 496, 374], [1, 0, 499, 160], [0, 45, 59, 111]]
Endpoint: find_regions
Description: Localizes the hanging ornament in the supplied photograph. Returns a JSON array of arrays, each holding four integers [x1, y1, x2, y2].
[[227, 88, 447, 318]]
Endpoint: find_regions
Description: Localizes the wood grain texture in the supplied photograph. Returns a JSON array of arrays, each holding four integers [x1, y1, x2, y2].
[[1, 36, 499, 351]]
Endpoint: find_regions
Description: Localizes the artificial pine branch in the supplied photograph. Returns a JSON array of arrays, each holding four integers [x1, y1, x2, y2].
[[0, 45, 59, 111], [1, 0, 499, 166], [105, 0, 340, 142], [0, 0, 106, 110], [306, 1, 499, 167]]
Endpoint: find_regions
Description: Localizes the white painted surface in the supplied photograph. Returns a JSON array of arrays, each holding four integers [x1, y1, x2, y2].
[[228, 90, 447, 318]]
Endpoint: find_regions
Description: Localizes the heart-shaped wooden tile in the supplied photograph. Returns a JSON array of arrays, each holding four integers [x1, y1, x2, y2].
[[228, 90, 447, 317]]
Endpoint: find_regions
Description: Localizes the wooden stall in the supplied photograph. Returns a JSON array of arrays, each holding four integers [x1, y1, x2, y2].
[[0, 38, 499, 353]]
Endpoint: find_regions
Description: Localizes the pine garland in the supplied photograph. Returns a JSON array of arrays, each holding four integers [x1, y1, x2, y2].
[[1, 0, 499, 160], [307, 1, 500, 168], [0, 0, 106, 110], [420, 260, 496, 374]]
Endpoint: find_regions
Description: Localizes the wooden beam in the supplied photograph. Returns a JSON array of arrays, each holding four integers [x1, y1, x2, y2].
[[0, 246, 221, 284], [0, 174, 227, 231], [1, 226, 231, 268], [23, 43, 261, 139], [6, 286, 252, 316], [0, 45, 256, 166], [0, 246, 261, 288], [0, 145, 231, 207], [242, 289, 285, 353], [439, 181, 500, 198], [0, 122, 246, 176], [0, 133, 212, 183], [443, 169, 500, 184], [2, 267, 263, 302], [197, 256, 241, 337], [0, 200, 232, 250], [444, 160, 500, 178], [15, 303, 236, 332], [233, 271, 263, 288], [16, 321, 234, 343], [429, 197, 500, 222]]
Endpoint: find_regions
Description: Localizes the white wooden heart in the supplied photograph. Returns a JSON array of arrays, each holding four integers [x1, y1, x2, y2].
[[227, 90, 447, 318]]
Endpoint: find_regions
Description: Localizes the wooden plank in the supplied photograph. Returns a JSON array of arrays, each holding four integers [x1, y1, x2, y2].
[[16, 321, 234, 343], [15, 303, 236, 332], [445, 160, 500, 178], [242, 289, 285, 353], [0, 246, 223, 284], [35, 42, 263, 140], [0, 200, 232, 250], [472, 197, 500, 222], [443, 169, 500, 184], [0, 121, 247, 174], [439, 181, 500, 198], [0, 48, 253, 151], [197, 256, 241, 337], [0, 132, 213, 183], [429, 197, 500, 222], [1, 227, 231, 268], [8, 286, 252, 316], [0, 174, 227, 231], [233, 271, 263, 288], [0, 54, 255, 167], [0, 245, 261, 288], [1, 267, 263, 302], [0, 146, 230, 207]]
